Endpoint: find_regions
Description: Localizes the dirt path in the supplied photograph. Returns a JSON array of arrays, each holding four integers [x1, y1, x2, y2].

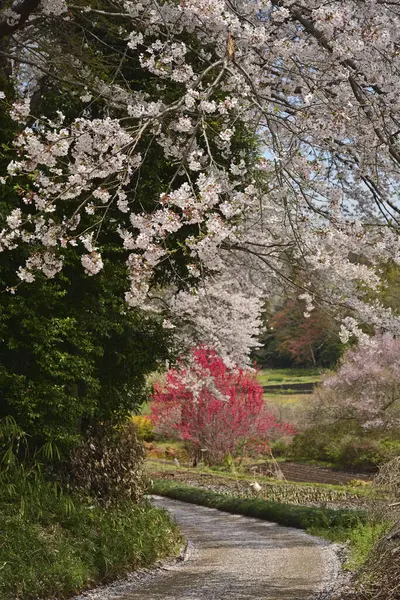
[[77, 496, 339, 600]]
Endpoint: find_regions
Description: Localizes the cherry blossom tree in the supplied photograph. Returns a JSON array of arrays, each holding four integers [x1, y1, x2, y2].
[[321, 332, 400, 430], [1, 0, 400, 362], [150, 347, 293, 464]]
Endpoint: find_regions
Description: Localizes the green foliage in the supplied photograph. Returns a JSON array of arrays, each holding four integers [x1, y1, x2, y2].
[[0, 240, 171, 455], [290, 423, 400, 470], [150, 480, 366, 531], [0, 78, 173, 459], [356, 521, 400, 600], [308, 521, 389, 571], [346, 522, 390, 570], [370, 261, 400, 316], [0, 470, 181, 600], [4, 249, 170, 434], [0, 415, 27, 468], [131, 415, 154, 441], [270, 438, 291, 457]]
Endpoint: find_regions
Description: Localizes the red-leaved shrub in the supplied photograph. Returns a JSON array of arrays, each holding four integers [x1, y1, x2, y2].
[[150, 347, 294, 465]]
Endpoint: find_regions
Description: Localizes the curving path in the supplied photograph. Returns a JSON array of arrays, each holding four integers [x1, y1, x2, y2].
[[76, 496, 339, 600]]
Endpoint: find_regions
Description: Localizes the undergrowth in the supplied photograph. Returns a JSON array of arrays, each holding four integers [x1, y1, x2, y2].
[[308, 521, 390, 570], [0, 470, 182, 600]]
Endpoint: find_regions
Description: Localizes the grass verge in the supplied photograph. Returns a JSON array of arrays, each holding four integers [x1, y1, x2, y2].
[[0, 475, 182, 600], [308, 521, 390, 570], [150, 479, 366, 531]]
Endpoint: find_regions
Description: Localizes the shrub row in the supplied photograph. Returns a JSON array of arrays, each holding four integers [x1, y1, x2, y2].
[[150, 480, 367, 531]]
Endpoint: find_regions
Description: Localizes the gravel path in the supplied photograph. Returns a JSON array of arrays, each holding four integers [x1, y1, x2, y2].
[[77, 496, 339, 600]]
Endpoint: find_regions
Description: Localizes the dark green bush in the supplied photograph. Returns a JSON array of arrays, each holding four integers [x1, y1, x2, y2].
[[270, 439, 290, 457]]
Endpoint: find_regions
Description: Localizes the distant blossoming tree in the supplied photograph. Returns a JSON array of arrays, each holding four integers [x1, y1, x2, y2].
[[322, 333, 400, 429], [150, 347, 294, 464]]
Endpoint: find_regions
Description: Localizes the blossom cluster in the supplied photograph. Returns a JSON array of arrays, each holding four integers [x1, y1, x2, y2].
[[323, 333, 400, 429], [2, 0, 400, 361]]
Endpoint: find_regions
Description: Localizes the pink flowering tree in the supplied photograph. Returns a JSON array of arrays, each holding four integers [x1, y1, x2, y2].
[[322, 333, 400, 430], [150, 347, 294, 465]]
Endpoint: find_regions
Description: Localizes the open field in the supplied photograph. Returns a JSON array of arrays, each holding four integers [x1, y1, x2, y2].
[[258, 369, 320, 428], [263, 391, 313, 404], [145, 460, 374, 504], [263, 391, 313, 429]]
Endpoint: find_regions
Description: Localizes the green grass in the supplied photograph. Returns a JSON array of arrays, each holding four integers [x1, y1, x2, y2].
[[151, 480, 366, 530], [257, 368, 323, 387], [258, 369, 321, 424], [309, 521, 390, 570], [0, 473, 182, 600], [263, 392, 313, 404]]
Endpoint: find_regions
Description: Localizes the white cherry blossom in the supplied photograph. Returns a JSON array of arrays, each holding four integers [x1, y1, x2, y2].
[[1, 0, 400, 362]]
